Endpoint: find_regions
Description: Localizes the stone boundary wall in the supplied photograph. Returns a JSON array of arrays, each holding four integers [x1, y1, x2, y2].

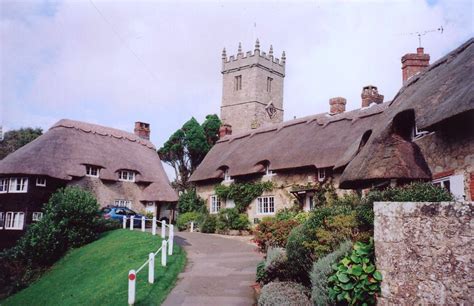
[[374, 201, 473, 305]]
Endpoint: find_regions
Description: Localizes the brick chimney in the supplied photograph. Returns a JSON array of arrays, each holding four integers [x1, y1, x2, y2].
[[401, 47, 430, 84], [134, 122, 150, 140], [219, 124, 232, 138], [361, 85, 384, 108], [329, 97, 346, 115]]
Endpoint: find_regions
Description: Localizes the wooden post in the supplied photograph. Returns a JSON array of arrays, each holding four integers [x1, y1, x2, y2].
[[141, 216, 145, 232], [128, 270, 136, 305], [130, 216, 134, 230], [190, 221, 194, 233], [123, 216, 127, 229], [152, 217, 157, 235], [168, 224, 174, 256], [161, 220, 166, 238], [148, 253, 155, 284], [161, 240, 167, 267]]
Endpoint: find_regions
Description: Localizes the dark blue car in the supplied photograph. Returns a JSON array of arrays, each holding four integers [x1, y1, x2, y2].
[[100, 206, 144, 227]]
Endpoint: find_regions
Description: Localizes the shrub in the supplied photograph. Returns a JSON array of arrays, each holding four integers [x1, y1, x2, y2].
[[216, 208, 250, 232], [176, 211, 202, 231], [253, 218, 300, 252], [178, 188, 206, 214], [275, 207, 299, 221], [258, 247, 294, 285], [294, 211, 310, 224], [328, 239, 382, 305], [365, 181, 454, 202], [200, 215, 217, 233], [311, 240, 353, 306], [256, 261, 267, 284], [258, 282, 311, 306]]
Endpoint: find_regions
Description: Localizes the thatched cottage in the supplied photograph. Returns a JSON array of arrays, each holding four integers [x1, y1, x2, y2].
[[0, 119, 177, 248], [190, 38, 473, 223]]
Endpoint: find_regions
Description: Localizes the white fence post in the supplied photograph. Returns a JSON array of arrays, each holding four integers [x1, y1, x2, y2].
[[161, 220, 166, 238], [128, 269, 136, 305], [190, 221, 194, 233], [168, 224, 174, 256], [130, 216, 134, 230], [123, 216, 127, 229], [161, 240, 167, 267], [152, 217, 157, 236], [148, 253, 155, 284], [141, 216, 145, 232]]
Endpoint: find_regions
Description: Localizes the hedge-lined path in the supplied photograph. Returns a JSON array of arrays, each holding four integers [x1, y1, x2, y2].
[[162, 232, 263, 306]]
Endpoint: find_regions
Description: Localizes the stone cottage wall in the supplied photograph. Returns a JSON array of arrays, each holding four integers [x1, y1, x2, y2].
[[374, 201, 473, 305]]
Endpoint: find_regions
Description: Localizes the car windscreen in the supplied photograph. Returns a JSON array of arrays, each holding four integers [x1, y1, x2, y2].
[[101, 208, 111, 214]]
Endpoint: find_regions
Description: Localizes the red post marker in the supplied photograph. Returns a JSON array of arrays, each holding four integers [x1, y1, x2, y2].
[[128, 269, 136, 305], [129, 273, 136, 281]]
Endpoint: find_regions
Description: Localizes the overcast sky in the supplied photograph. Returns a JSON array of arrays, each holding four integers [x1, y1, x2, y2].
[[1, 0, 472, 147]]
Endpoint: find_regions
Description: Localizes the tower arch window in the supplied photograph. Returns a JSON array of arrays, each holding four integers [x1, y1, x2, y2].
[[234, 75, 242, 91], [267, 77, 273, 92]]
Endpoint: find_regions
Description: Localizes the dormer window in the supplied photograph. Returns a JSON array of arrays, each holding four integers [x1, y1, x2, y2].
[[413, 125, 429, 140], [119, 170, 135, 182], [318, 168, 326, 182], [224, 169, 231, 181], [0, 178, 8, 193], [265, 165, 274, 176], [9, 178, 28, 193], [36, 177, 46, 187], [86, 165, 99, 177]]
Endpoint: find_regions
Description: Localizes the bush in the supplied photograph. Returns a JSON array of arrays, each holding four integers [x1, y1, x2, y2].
[[366, 181, 454, 202], [258, 247, 294, 285], [176, 212, 202, 231], [200, 215, 217, 233], [216, 208, 250, 232], [328, 239, 382, 305], [256, 261, 267, 284], [178, 188, 206, 214], [253, 218, 300, 252], [258, 281, 311, 306], [311, 240, 353, 306]]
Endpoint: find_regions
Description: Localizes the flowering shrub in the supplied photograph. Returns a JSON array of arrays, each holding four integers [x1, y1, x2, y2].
[[253, 218, 300, 252], [258, 281, 311, 306]]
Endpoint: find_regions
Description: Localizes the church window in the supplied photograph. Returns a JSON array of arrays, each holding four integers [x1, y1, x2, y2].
[[267, 77, 273, 92], [234, 75, 242, 91]]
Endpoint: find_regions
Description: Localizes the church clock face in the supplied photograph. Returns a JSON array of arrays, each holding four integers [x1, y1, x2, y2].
[[266, 103, 277, 119]]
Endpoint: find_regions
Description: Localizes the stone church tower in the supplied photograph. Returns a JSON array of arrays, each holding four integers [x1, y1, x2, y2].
[[220, 40, 286, 134]]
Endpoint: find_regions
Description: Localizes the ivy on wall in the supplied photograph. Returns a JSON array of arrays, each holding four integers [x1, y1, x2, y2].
[[215, 181, 274, 213]]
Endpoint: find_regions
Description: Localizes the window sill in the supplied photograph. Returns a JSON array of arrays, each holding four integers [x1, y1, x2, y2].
[[5, 228, 23, 230], [8, 191, 28, 194], [256, 212, 275, 216]]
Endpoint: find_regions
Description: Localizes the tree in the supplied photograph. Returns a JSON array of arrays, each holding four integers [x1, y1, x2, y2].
[[158, 115, 221, 191], [0, 128, 43, 160]]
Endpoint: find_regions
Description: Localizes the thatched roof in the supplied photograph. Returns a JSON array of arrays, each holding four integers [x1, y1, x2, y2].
[[339, 38, 474, 189], [190, 103, 388, 182], [0, 119, 178, 202]]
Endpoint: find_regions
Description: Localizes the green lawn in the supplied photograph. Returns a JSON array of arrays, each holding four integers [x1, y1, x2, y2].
[[2, 229, 186, 306]]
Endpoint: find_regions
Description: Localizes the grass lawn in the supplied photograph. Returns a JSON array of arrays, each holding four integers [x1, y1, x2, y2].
[[2, 229, 186, 306]]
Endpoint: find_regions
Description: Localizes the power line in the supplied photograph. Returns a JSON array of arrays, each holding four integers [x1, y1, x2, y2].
[[88, 0, 159, 82]]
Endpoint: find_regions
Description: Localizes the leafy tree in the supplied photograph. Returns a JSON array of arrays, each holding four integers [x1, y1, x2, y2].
[[0, 128, 43, 160], [158, 115, 221, 191]]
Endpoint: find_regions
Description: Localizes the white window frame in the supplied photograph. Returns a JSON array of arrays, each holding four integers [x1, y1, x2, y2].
[[0, 212, 4, 229], [224, 169, 232, 182], [432, 174, 465, 201], [257, 196, 275, 215], [318, 168, 326, 182], [118, 170, 135, 182], [32, 212, 43, 221], [0, 178, 8, 193], [36, 177, 46, 187], [9, 178, 28, 193], [86, 165, 99, 177], [210, 195, 221, 214], [5, 212, 25, 230], [412, 125, 429, 140], [114, 199, 132, 209], [265, 165, 274, 176]]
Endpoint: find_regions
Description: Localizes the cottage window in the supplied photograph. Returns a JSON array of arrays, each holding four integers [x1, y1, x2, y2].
[[5, 212, 24, 230], [433, 174, 465, 200], [32, 212, 43, 221], [119, 170, 135, 182], [265, 165, 274, 176], [257, 196, 275, 215], [224, 169, 232, 182], [9, 178, 28, 193], [36, 177, 46, 187], [86, 165, 99, 177], [114, 199, 132, 208], [0, 212, 4, 229], [234, 75, 242, 91], [318, 169, 326, 182], [412, 125, 429, 140], [210, 195, 221, 214], [267, 77, 273, 92], [0, 178, 8, 193], [308, 195, 314, 211]]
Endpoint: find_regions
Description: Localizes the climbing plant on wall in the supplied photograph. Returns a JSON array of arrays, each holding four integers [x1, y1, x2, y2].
[[215, 181, 274, 213]]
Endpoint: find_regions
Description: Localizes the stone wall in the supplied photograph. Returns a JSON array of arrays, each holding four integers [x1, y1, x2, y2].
[[374, 201, 473, 305]]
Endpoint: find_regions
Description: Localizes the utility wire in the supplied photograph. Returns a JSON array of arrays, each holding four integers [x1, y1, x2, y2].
[[88, 0, 159, 82]]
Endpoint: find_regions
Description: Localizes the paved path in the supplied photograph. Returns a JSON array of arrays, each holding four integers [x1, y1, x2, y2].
[[162, 232, 263, 306]]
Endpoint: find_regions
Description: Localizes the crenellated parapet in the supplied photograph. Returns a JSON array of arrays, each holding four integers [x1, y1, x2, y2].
[[221, 39, 286, 77]]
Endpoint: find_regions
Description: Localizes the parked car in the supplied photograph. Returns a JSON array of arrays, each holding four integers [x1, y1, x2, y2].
[[100, 206, 144, 227]]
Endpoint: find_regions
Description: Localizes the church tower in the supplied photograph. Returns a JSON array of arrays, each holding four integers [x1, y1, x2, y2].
[[220, 39, 286, 134]]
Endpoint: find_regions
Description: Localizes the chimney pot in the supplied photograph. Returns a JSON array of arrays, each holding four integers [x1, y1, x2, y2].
[[329, 97, 346, 115], [361, 85, 384, 108], [401, 47, 430, 84], [219, 124, 232, 138], [134, 121, 150, 140]]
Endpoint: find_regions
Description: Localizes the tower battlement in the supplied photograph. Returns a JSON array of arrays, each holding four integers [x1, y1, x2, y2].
[[221, 40, 286, 77]]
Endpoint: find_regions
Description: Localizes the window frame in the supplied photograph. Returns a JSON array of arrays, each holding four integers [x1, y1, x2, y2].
[[114, 199, 132, 209], [234, 75, 242, 91], [85, 165, 100, 177], [210, 195, 221, 214], [118, 170, 136, 182], [32, 212, 43, 222], [0, 212, 4, 229], [318, 168, 326, 182], [9, 178, 28, 193], [223, 169, 232, 182], [257, 196, 275, 215], [36, 177, 47, 187], [0, 178, 8, 193], [5, 212, 25, 230], [267, 77, 273, 92]]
